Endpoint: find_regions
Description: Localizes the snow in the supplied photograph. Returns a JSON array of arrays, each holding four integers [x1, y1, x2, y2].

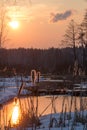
[[0, 87, 18, 105], [0, 76, 43, 105], [9, 112, 87, 130], [0, 76, 30, 105]]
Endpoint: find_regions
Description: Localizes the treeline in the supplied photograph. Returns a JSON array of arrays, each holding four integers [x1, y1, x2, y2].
[[0, 47, 87, 75]]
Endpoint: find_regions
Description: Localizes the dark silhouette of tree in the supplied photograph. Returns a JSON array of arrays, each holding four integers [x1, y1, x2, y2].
[[79, 10, 87, 73], [63, 20, 78, 62], [82, 10, 87, 45]]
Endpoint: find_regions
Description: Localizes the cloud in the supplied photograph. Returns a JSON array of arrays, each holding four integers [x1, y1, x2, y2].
[[50, 10, 73, 23]]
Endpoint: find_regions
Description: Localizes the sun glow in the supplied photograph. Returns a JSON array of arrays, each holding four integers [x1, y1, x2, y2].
[[9, 20, 19, 29], [12, 105, 19, 124]]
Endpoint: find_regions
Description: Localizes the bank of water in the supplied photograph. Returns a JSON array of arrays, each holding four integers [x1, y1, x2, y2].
[[0, 95, 87, 129]]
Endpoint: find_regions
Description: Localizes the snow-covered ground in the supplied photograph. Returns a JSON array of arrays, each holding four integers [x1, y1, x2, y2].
[[0, 76, 44, 105], [39, 111, 87, 130], [0, 76, 30, 105], [9, 111, 87, 130]]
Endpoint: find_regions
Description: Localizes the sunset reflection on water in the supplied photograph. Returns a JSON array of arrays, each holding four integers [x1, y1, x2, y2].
[[12, 105, 19, 125], [0, 96, 87, 128], [11, 98, 20, 125]]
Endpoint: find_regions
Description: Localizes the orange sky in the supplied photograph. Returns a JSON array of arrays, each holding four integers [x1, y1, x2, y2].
[[1, 0, 87, 49]]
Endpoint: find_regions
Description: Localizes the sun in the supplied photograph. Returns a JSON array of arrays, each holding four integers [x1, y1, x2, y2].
[[9, 20, 19, 29]]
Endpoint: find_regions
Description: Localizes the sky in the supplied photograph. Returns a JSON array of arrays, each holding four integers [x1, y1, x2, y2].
[[1, 0, 87, 49]]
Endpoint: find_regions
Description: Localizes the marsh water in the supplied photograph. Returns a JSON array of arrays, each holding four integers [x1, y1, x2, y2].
[[0, 95, 87, 129]]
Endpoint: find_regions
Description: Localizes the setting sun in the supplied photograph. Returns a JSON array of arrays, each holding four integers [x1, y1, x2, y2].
[[9, 21, 19, 29]]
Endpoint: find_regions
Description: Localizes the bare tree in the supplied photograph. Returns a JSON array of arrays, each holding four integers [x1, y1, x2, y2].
[[82, 9, 87, 45], [63, 20, 78, 62], [78, 10, 87, 71]]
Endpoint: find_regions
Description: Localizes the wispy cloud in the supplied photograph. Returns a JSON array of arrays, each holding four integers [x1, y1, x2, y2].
[[50, 10, 73, 23]]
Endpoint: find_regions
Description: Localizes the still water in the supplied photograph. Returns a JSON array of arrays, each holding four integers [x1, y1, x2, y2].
[[0, 95, 87, 129]]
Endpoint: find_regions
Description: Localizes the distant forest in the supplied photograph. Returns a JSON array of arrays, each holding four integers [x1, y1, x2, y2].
[[0, 47, 87, 76]]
